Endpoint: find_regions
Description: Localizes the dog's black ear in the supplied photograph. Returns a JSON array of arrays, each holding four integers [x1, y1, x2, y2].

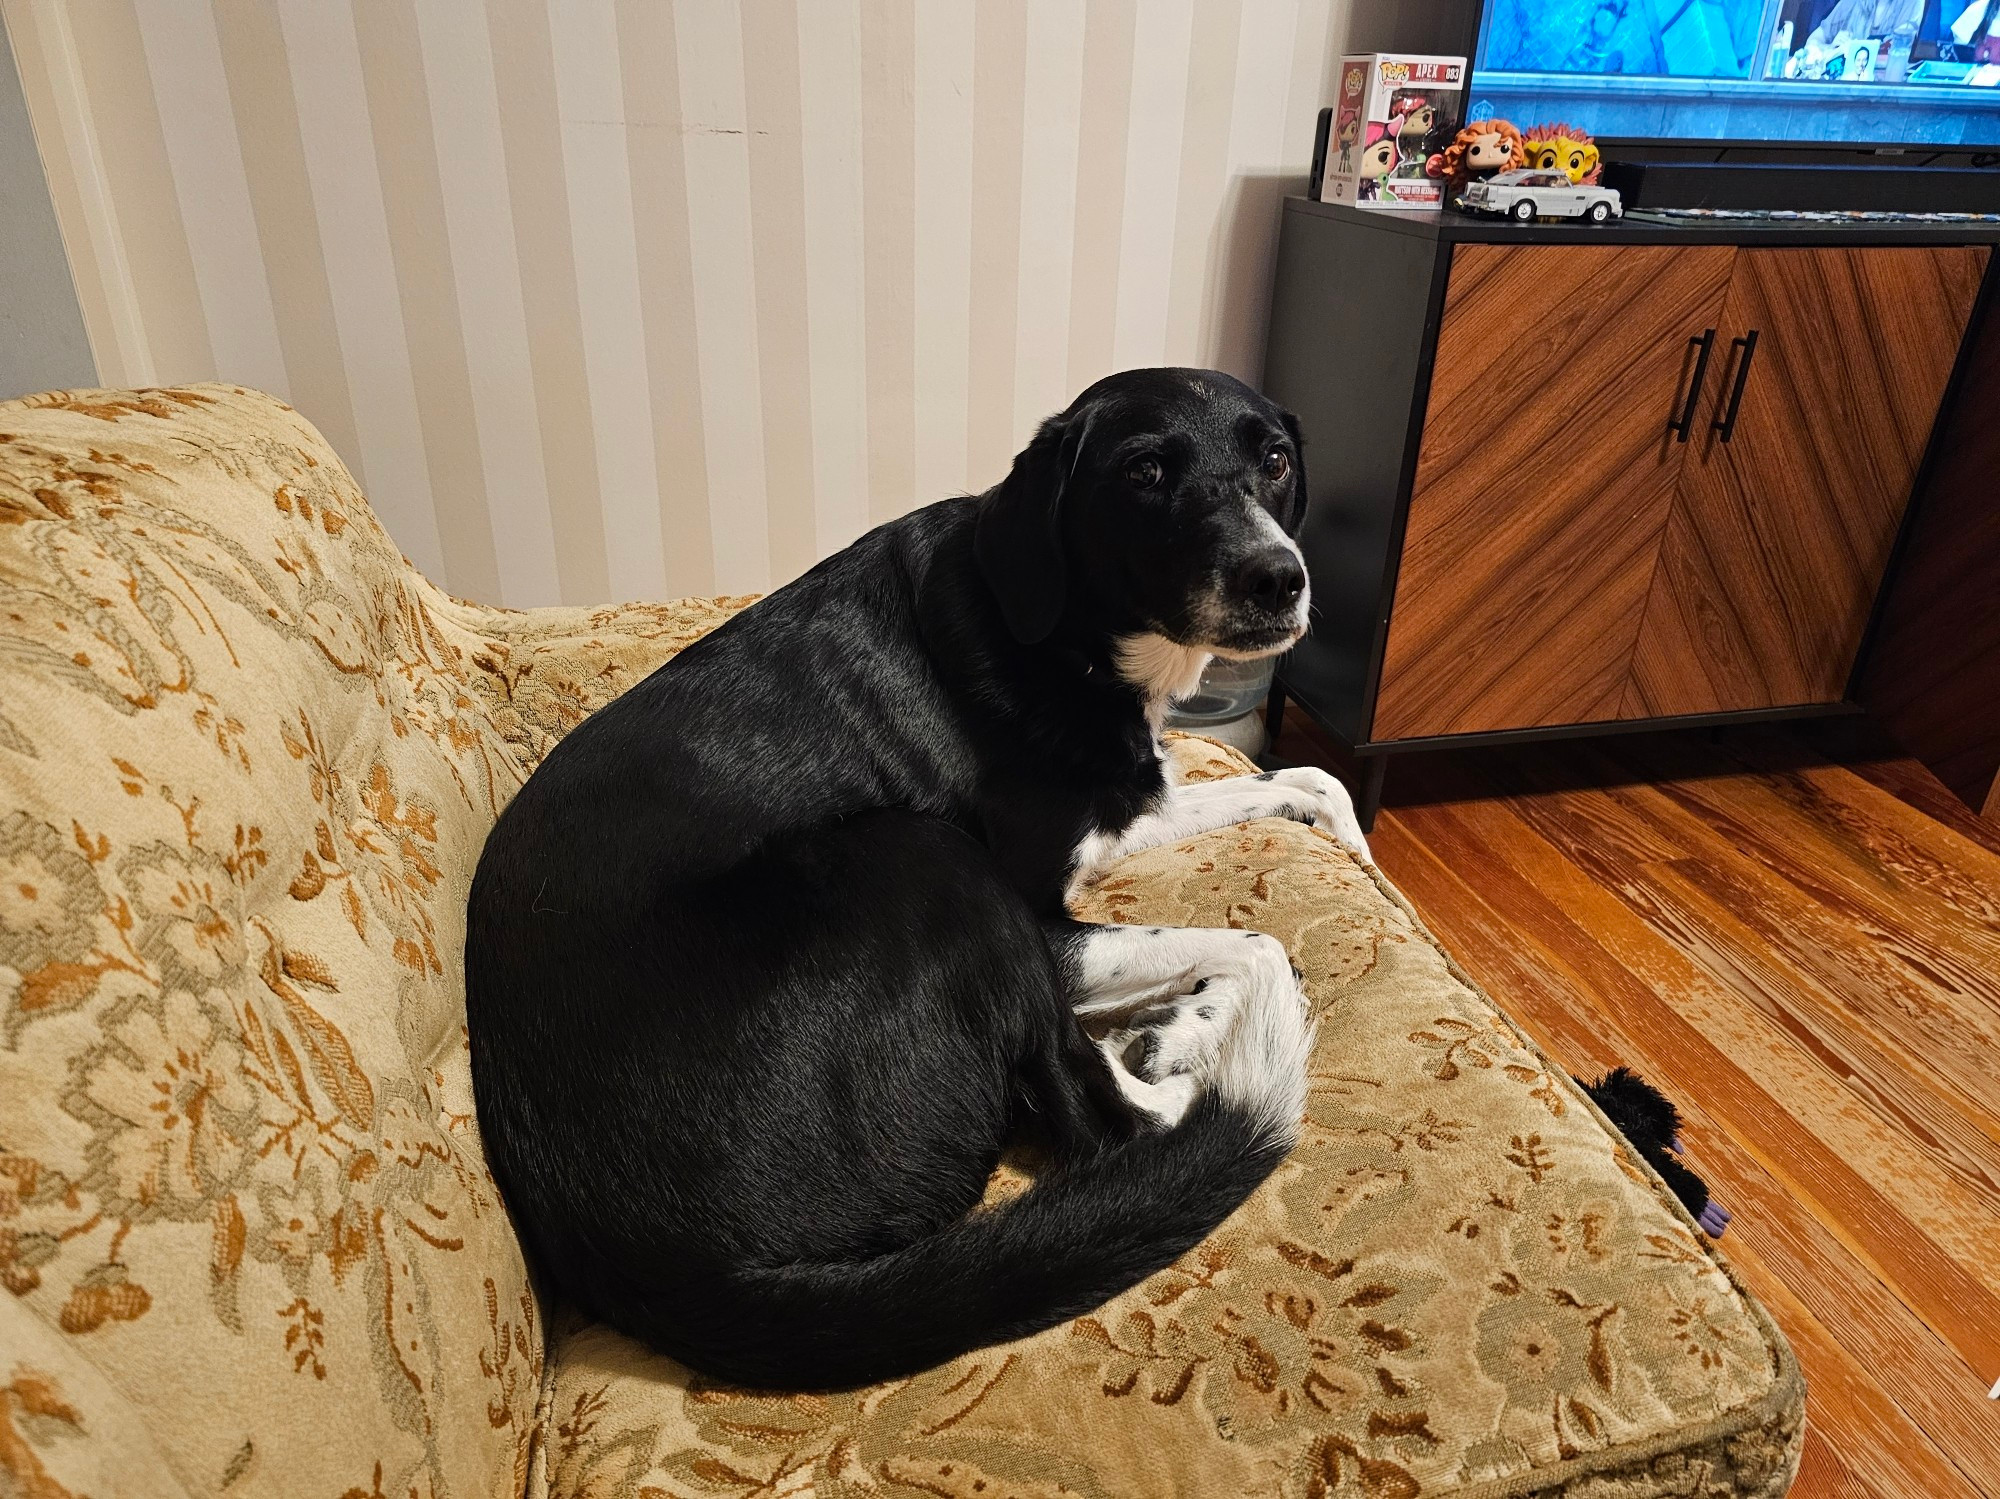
[[1279, 408, 1309, 535], [975, 406, 1094, 645]]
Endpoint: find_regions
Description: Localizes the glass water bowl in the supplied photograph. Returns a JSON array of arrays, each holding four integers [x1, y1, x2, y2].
[[1166, 653, 1276, 727]]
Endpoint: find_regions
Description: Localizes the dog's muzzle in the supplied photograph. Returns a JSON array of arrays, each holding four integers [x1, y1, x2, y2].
[[1205, 545, 1309, 657], [1231, 546, 1305, 614]]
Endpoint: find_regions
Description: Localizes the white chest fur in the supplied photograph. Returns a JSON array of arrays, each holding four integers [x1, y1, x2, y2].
[[1113, 632, 1211, 731]]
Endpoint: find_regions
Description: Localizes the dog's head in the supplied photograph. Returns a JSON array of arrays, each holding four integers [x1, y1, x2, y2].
[[975, 368, 1310, 658]]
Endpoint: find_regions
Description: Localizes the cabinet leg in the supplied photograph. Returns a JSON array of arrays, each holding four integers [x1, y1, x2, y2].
[[1357, 756, 1387, 834], [1263, 681, 1288, 753]]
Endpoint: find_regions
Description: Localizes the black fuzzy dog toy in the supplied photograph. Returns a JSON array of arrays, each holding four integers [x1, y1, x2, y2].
[[1577, 1067, 1731, 1237]]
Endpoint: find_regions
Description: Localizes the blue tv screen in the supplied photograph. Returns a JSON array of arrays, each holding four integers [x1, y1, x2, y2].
[[1469, 0, 2000, 146]]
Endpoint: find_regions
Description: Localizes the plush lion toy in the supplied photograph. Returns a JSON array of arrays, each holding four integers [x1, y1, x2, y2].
[[1426, 118, 1526, 190], [1523, 121, 1603, 184]]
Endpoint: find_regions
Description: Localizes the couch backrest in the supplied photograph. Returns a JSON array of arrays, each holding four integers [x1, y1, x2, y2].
[[0, 386, 738, 1497]]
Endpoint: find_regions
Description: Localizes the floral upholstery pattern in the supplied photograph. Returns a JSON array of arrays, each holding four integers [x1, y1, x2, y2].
[[539, 741, 1802, 1499], [0, 386, 739, 1497], [0, 386, 1800, 1499]]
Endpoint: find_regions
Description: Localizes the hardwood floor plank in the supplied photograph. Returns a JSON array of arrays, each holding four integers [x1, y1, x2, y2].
[[1478, 732, 2000, 948], [1482, 764, 2000, 1259], [1278, 712, 2000, 1492], [1758, 721, 2000, 862], [1632, 770, 2000, 1049], [1640, 852, 2000, 1191], [1791, 1428, 1891, 1499], [1742, 1268, 1975, 1499], [1378, 791, 2000, 1349], [1432, 755, 2000, 1311], [1689, 752, 2000, 935], [1625, 739, 2000, 954], [1365, 800, 2000, 1494], [1662, 1122, 2000, 1497]]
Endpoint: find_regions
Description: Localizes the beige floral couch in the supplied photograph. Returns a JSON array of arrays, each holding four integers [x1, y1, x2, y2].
[[0, 386, 1800, 1499]]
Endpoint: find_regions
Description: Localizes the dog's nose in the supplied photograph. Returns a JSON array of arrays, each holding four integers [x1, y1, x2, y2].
[[1234, 548, 1305, 611]]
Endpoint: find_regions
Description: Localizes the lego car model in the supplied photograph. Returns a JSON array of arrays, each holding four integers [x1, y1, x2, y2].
[[1461, 169, 1624, 223]]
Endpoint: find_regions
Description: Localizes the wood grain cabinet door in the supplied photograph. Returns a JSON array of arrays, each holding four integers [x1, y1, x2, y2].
[[1626, 245, 1990, 717], [1372, 242, 1736, 740]]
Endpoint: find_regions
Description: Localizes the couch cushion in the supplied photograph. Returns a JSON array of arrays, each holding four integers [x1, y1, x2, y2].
[[0, 386, 738, 1498], [537, 737, 1802, 1499], [1, 385, 1801, 1499]]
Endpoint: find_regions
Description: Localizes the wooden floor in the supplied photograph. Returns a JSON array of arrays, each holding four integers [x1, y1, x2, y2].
[[1271, 713, 2000, 1498]]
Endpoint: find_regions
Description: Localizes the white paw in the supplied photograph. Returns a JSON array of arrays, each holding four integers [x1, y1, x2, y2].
[[1263, 767, 1371, 863], [1209, 933, 1316, 1148], [1101, 1051, 1200, 1127], [1105, 976, 1239, 1083]]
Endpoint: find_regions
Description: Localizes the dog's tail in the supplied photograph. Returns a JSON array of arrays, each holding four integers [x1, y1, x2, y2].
[[602, 992, 1314, 1389]]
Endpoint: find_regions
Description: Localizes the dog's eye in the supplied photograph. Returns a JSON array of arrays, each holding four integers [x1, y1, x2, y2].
[[1263, 449, 1291, 482], [1126, 456, 1164, 490]]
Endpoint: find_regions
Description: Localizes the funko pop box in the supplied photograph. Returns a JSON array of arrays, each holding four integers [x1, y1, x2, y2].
[[1320, 53, 1466, 210]]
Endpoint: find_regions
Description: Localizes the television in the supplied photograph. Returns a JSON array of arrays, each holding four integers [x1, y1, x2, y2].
[[1466, 0, 2000, 148]]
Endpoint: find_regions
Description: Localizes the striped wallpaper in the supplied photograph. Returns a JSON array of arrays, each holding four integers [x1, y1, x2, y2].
[[5, 0, 1349, 607]]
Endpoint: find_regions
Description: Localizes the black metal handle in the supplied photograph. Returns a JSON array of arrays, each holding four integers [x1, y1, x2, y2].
[[1712, 329, 1759, 443], [1668, 329, 1716, 442]]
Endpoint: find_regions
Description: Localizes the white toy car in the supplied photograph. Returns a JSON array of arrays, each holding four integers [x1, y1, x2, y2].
[[1461, 169, 1624, 223]]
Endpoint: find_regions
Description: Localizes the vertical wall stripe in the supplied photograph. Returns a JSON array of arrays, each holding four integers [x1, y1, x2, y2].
[[17, 0, 1350, 605], [130, 0, 288, 395], [615, 0, 715, 598], [1266, 0, 1341, 392], [1206, 0, 1305, 383], [1065, 0, 1137, 394], [673, 0, 772, 593], [1287, 0, 1343, 181], [1, 0, 150, 383], [488, 0, 615, 605], [1112, 0, 1194, 372], [1011, 0, 1088, 448], [911, 0, 975, 506], [547, 0, 662, 602], [413, 0, 561, 607], [59, 0, 206, 383], [352, 0, 503, 603], [795, 0, 871, 557], [1165, 0, 1245, 363], [963, 0, 1025, 488], [741, 0, 819, 586], [859, 0, 917, 525], [275, 0, 445, 582], [0, 4, 94, 395], [210, 0, 364, 479]]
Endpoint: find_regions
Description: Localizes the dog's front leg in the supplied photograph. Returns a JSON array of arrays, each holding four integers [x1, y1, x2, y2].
[[1069, 767, 1369, 900], [1046, 921, 1312, 1139]]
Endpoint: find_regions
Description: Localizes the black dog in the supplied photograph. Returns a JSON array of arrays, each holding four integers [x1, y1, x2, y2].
[[465, 369, 1370, 1389]]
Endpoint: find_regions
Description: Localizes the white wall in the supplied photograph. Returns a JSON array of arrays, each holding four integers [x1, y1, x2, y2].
[[5, 0, 1353, 606], [0, 8, 95, 398]]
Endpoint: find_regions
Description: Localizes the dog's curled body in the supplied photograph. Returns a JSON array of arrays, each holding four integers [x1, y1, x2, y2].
[[466, 370, 1361, 1388]]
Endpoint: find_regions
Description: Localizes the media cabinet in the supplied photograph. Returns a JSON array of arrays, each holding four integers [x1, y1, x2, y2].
[[1261, 197, 1999, 828]]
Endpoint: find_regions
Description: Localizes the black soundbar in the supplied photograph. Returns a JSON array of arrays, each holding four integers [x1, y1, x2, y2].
[[1602, 159, 2000, 214]]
